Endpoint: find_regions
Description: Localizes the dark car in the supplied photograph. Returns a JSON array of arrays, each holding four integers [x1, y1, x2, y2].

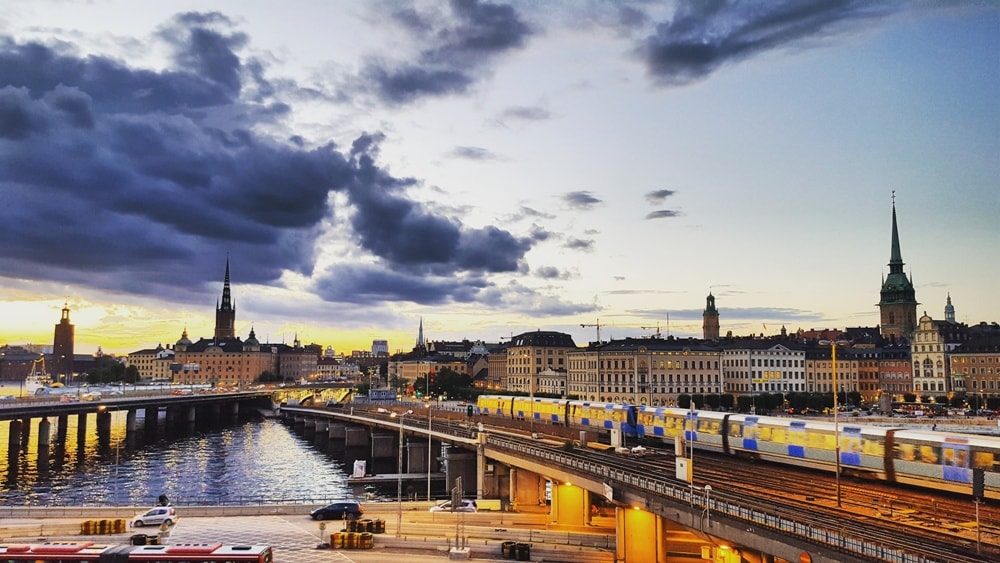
[[310, 501, 363, 520]]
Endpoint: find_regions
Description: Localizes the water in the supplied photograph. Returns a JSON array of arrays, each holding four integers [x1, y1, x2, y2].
[[0, 408, 355, 506]]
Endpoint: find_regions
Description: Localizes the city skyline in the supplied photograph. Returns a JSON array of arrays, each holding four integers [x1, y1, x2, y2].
[[1, 2, 998, 355]]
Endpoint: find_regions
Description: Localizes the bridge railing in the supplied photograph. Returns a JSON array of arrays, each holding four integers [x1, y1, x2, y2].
[[485, 434, 954, 563]]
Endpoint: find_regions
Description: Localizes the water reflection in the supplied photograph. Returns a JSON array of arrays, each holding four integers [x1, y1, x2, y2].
[[1, 414, 352, 506]]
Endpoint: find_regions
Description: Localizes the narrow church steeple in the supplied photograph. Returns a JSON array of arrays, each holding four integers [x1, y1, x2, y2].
[[944, 293, 955, 323], [877, 192, 918, 341], [416, 317, 425, 349], [214, 257, 236, 340]]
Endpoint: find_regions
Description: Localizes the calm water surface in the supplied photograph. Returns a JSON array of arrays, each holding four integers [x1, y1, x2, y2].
[[0, 408, 354, 506]]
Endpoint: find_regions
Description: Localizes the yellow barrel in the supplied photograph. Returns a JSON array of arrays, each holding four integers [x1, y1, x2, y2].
[[359, 532, 374, 549], [345, 532, 357, 549], [98, 519, 107, 534], [359, 519, 372, 532], [331, 532, 344, 549], [374, 519, 385, 534], [81, 520, 92, 534], [114, 519, 126, 533]]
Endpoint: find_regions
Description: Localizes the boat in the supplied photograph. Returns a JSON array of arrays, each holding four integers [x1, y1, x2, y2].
[[25, 358, 53, 395]]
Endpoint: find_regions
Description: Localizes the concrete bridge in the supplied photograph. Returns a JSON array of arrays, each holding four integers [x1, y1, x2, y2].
[[281, 405, 976, 563]]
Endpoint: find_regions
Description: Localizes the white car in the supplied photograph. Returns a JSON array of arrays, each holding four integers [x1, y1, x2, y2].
[[131, 506, 177, 527], [429, 499, 477, 513]]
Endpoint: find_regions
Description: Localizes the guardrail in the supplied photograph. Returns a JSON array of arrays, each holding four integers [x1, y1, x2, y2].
[[485, 434, 968, 563]]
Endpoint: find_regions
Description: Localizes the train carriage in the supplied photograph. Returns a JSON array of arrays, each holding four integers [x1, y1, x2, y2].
[[723, 415, 890, 479], [890, 430, 1000, 500], [566, 401, 636, 434], [510, 397, 570, 424], [476, 395, 514, 417]]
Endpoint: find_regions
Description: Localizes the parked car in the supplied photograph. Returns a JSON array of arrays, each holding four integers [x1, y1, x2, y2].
[[310, 501, 363, 520], [131, 506, 176, 527], [429, 499, 477, 513]]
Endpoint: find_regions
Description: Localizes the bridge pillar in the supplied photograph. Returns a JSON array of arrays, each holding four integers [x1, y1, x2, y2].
[[144, 407, 158, 438], [371, 432, 396, 460], [303, 417, 317, 440], [37, 418, 51, 449], [328, 422, 346, 441], [345, 426, 370, 447], [19, 417, 31, 449], [313, 419, 329, 448], [615, 507, 667, 563], [549, 483, 589, 527], [76, 413, 88, 451], [509, 467, 544, 511], [443, 446, 477, 498], [96, 410, 112, 447], [56, 414, 68, 445], [6, 419, 22, 468], [126, 410, 139, 433]]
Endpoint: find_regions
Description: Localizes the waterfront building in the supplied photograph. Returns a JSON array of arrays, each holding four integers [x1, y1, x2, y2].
[[505, 331, 576, 396], [877, 345, 913, 401], [724, 340, 808, 399], [569, 337, 722, 405], [803, 343, 858, 396], [125, 344, 175, 382], [911, 312, 969, 395], [702, 293, 720, 341], [950, 330, 1000, 409], [877, 196, 918, 341], [52, 303, 74, 383]]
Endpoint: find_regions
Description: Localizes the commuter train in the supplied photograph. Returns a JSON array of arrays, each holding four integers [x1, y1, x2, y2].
[[476, 395, 1000, 501]]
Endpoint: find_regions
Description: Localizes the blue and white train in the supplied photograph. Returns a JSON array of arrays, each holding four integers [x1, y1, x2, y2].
[[476, 395, 1000, 501]]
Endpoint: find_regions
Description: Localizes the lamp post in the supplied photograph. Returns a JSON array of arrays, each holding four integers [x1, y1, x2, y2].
[[820, 339, 847, 508], [426, 403, 433, 501], [391, 409, 413, 537]]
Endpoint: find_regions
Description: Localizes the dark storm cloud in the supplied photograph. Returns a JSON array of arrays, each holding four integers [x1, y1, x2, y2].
[[313, 264, 484, 306], [646, 210, 682, 219], [563, 190, 602, 210], [636, 0, 897, 86], [0, 13, 535, 306], [361, 0, 532, 104], [645, 189, 676, 203], [535, 266, 569, 280]]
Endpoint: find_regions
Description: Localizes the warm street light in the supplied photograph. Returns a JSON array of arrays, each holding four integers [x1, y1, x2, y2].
[[820, 339, 848, 508], [391, 409, 413, 537]]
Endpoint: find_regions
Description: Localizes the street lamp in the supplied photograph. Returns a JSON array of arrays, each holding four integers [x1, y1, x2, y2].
[[391, 409, 413, 537], [820, 339, 848, 508], [426, 403, 433, 501]]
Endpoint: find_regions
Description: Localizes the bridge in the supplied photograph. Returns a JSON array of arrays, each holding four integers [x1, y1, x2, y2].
[[280, 404, 994, 563], [1, 391, 274, 470]]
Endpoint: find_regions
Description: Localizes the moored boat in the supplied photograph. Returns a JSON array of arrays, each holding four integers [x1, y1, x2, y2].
[[25, 358, 53, 395]]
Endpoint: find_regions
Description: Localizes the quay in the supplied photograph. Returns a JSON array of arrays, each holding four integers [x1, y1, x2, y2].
[[0, 503, 617, 563]]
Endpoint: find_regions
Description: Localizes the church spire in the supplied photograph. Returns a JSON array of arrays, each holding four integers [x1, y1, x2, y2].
[[888, 191, 905, 273], [877, 191, 918, 341], [416, 317, 425, 349], [214, 257, 236, 340]]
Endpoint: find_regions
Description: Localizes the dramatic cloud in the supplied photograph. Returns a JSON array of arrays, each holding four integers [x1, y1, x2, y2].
[[636, 0, 897, 86], [645, 189, 676, 203], [646, 210, 682, 220], [359, 0, 533, 105], [0, 12, 535, 308], [563, 191, 602, 210]]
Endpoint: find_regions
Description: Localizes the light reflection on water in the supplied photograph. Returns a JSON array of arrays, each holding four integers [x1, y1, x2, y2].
[[0, 412, 353, 506]]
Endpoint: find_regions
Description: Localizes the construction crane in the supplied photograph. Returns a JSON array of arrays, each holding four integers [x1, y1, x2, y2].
[[580, 319, 603, 344], [642, 314, 669, 339]]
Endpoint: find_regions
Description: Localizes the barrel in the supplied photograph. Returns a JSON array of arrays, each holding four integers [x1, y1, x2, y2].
[[81, 520, 92, 534], [359, 519, 373, 532], [373, 519, 386, 534], [501, 541, 516, 559], [114, 519, 126, 533], [359, 532, 374, 549], [515, 543, 531, 561], [331, 532, 344, 549], [345, 532, 358, 549]]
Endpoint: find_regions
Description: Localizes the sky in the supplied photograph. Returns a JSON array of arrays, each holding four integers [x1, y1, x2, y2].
[[0, 1, 997, 357]]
